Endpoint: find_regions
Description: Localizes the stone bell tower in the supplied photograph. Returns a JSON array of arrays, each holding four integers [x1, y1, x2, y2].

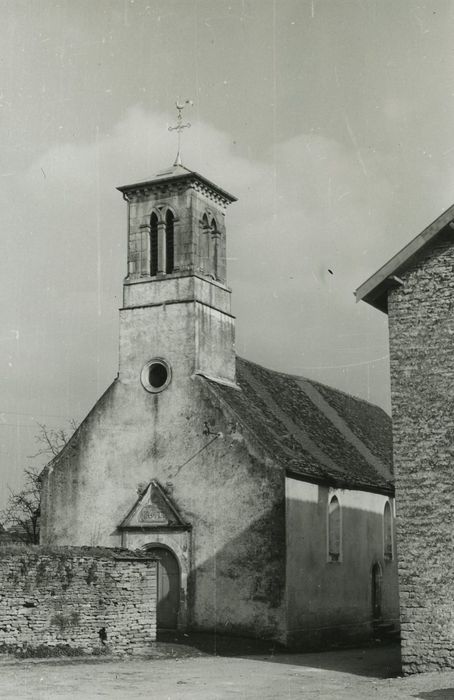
[[116, 162, 237, 390]]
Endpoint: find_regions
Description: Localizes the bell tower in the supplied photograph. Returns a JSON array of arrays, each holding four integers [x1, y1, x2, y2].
[[118, 162, 235, 288], [116, 163, 237, 388]]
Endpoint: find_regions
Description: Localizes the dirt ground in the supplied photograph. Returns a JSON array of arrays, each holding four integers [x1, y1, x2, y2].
[[1, 641, 454, 700]]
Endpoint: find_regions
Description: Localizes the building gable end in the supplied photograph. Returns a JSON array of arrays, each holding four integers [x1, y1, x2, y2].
[[356, 203, 454, 313]]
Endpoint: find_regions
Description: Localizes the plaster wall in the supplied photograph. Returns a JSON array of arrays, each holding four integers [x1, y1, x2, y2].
[[123, 275, 232, 314], [118, 301, 235, 384], [40, 368, 286, 640], [285, 478, 399, 647], [388, 232, 454, 673]]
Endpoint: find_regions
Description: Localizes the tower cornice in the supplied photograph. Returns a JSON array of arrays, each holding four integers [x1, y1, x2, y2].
[[117, 168, 237, 208]]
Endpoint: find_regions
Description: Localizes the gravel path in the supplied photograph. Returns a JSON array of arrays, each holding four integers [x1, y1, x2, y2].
[[1, 644, 454, 699]]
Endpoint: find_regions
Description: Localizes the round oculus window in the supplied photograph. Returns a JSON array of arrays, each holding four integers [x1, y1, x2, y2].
[[140, 359, 172, 393]]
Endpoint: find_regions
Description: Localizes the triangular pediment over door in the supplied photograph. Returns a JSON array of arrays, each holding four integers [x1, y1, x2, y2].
[[119, 480, 190, 531]]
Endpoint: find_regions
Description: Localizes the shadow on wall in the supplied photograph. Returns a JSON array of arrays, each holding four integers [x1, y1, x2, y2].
[[170, 495, 400, 649], [284, 492, 400, 649], [185, 499, 286, 641]]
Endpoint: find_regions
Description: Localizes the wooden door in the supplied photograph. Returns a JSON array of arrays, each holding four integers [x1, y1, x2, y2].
[[153, 548, 180, 629]]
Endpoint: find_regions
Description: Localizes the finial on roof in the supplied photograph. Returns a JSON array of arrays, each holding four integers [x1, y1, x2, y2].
[[168, 99, 193, 167]]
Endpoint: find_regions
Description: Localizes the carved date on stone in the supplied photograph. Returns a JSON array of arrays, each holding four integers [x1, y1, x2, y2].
[[138, 505, 167, 524]]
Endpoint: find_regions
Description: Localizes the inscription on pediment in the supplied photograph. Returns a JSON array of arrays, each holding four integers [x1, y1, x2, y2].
[[138, 504, 167, 524], [119, 480, 189, 531]]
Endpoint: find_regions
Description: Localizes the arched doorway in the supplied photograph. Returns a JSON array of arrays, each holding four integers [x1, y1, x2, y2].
[[147, 546, 180, 630], [371, 562, 382, 620]]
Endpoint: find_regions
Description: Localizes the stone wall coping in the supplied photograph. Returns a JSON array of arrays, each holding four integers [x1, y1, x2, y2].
[[0, 545, 156, 561]]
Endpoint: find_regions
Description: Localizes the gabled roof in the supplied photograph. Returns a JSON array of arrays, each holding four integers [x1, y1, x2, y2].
[[203, 358, 393, 495], [355, 203, 454, 312], [43, 364, 392, 496], [119, 480, 190, 531]]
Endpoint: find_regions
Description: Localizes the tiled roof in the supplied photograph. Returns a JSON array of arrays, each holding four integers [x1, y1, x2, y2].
[[204, 357, 393, 494]]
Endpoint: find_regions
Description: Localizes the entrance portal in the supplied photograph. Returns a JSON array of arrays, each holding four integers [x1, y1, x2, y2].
[[147, 547, 180, 629], [371, 562, 382, 620]]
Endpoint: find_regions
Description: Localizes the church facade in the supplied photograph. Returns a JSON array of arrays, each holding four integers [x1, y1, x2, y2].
[[41, 162, 399, 646]]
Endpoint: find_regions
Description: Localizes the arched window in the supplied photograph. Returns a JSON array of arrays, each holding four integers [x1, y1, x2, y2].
[[165, 209, 174, 274], [211, 217, 219, 279], [150, 212, 158, 276], [328, 496, 341, 562], [384, 501, 393, 560], [199, 213, 210, 275]]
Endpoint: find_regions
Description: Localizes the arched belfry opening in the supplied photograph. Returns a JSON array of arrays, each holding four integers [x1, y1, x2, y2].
[[210, 216, 220, 280], [200, 212, 222, 281], [150, 212, 158, 276], [149, 209, 175, 276], [201, 212, 209, 269], [165, 209, 175, 274]]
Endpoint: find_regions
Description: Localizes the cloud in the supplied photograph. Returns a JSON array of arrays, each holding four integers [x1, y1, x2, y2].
[[0, 108, 394, 416], [2, 104, 451, 501]]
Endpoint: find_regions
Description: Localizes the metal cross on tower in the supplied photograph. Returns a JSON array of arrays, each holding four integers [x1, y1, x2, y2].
[[168, 100, 193, 166]]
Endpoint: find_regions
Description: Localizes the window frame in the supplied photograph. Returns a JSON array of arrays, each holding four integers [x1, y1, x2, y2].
[[149, 211, 159, 276], [140, 358, 172, 394], [383, 499, 393, 561], [165, 208, 175, 274], [327, 493, 342, 563]]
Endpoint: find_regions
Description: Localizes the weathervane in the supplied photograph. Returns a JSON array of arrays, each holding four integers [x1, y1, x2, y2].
[[168, 99, 193, 166]]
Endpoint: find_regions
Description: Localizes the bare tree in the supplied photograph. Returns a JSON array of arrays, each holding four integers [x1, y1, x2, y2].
[[1, 467, 41, 544], [1, 421, 77, 545], [29, 420, 78, 459]]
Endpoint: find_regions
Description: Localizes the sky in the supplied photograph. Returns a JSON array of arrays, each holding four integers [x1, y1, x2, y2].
[[2, 0, 454, 505]]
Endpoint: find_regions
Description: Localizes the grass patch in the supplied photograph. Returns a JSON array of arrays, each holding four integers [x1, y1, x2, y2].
[[0, 643, 110, 658]]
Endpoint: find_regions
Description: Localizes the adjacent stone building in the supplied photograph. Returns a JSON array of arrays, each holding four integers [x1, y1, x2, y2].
[[40, 160, 399, 647], [356, 205, 454, 672]]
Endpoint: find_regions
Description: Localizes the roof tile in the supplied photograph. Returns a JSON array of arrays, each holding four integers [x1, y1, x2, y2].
[[204, 357, 393, 494]]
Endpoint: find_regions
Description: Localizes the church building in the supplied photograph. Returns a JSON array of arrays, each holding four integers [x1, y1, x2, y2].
[[356, 205, 454, 673], [40, 155, 399, 647]]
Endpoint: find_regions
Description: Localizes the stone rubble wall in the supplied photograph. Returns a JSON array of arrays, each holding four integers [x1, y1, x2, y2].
[[0, 547, 156, 655], [388, 232, 454, 674]]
